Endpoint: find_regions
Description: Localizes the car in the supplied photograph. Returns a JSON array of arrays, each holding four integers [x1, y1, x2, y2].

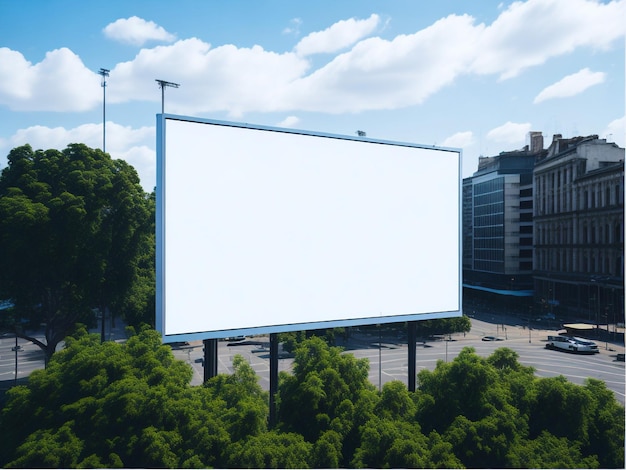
[[545, 335, 599, 353], [482, 335, 503, 341]]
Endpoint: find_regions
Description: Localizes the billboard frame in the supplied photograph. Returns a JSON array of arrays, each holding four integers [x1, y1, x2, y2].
[[156, 113, 462, 343]]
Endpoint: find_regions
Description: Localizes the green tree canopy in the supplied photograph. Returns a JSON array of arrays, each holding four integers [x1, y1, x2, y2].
[[1, 330, 623, 468], [277, 336, 376, 445], [0, 144, 152, 361], [416, 314, 472, 337], [0, 328, 270, 468]]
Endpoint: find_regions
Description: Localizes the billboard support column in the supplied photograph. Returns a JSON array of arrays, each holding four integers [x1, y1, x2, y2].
[[269, 333, 278, 428], [203, 339, 218, 382], [408, 321, 417, 392]]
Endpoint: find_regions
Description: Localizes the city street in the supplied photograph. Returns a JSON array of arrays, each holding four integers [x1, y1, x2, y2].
[[172, 316, 626, 405], [1, 316, 624, 405]]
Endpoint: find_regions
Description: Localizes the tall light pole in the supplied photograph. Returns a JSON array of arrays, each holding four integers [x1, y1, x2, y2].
[[98, 68, 110, 153], [156, 79, 180, 113], [97, 68, 109, 344]]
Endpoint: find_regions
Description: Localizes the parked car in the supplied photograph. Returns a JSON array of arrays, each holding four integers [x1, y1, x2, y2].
[[482, 336, 503, 341]]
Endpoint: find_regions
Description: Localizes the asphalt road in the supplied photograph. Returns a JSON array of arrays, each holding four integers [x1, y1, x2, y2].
[[0, 334, 45, 387], [1, 317, 624, 405], [172, 317, 625, 405]]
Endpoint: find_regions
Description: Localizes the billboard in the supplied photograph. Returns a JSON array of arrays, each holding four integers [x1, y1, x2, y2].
[[156, 115, 461, 342]]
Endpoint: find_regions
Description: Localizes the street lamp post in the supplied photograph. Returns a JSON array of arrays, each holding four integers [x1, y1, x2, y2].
[[528, 305, 532, 343], [98, 68, 109, 153], [97, 67, 109, 343], [156, 79, 180, 113]]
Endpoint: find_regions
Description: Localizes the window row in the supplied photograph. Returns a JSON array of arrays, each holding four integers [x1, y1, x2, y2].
[[474, 202, 504, 216], [474, 226, 504, 238], [535, 178, 623, 215], [474, 238, 504, 250], [474, 214, 504, 228], [473, 260, 504, 273], [474, 177, 504, 195], [536, 219, 624, 245], [535, 248, 624, 277]]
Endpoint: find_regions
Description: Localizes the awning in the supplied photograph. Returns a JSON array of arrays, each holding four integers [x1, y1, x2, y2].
[[463, 284, 534, 297]]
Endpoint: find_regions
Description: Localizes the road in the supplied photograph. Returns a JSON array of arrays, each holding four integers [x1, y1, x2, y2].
[[1, 318, 624, 405], [0, 334, 46, 390], [172, 317, 625, 405]]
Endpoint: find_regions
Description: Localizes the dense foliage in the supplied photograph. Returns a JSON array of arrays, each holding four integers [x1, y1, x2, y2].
[[1, 332, 623, 468], [416, 315, 472, 337], [0, 144, 154, 360]]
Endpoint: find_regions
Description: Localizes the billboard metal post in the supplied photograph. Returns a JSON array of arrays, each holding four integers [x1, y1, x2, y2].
[[408, 321, 417, 392], [269, 333, 278, 428], [203, 338, 218, 382]]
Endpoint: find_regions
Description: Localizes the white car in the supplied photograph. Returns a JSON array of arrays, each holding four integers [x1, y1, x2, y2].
[[545, 335, 599, 353]]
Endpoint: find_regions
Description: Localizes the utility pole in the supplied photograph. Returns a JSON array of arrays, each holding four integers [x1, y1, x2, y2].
[[156, 79, 180, 113]]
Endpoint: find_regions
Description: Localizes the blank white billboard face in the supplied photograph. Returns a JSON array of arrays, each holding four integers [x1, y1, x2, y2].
[[156, 116, 461, 341]]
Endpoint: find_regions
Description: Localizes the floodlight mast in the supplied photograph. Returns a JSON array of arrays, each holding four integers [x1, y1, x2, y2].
[[156, 79, 180, 113], [98, 68, 110, 154], [97, 67, 109, 344]]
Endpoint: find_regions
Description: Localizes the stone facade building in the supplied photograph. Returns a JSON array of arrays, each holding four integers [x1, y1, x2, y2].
[[533, 134, 624, 323]]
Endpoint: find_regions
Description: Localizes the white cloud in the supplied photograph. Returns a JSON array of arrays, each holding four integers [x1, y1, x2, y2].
[[295, 14, 380, 56], [4, 122, 156, 191], [103, 16, 176, 46], [441, 131, 474, 149], [0, 47, 99, 111], [534, 68, 606, 103], [108, 39, 311, 117], [487, 121, 532, 144], [0, 0, 623, 115], [285, 14, 481, 113], [277, 116, 300, 128], [603, 116, 625, 148], [470, 0, 626, 79]]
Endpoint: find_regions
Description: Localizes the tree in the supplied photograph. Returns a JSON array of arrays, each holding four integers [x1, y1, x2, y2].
[[507, 431, 599, 469], [114, 191, 156, 328], [416, 315, 472, 338], [205, 354, 269, 443], [351, 415, 431, 468], [583, 378, 625, 468], [277, 336, 375, 444], [417, 347, 500, 430], [0, 144, 151, 361], [226, 431, 312, 468], [0, 328, 245, 468]]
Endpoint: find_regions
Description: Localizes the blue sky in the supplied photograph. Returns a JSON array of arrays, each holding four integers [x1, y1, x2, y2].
[[1, 0, 624, 191]]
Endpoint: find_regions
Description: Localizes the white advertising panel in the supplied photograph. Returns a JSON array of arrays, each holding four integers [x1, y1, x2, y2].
[[156, 115, 461, 342]]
